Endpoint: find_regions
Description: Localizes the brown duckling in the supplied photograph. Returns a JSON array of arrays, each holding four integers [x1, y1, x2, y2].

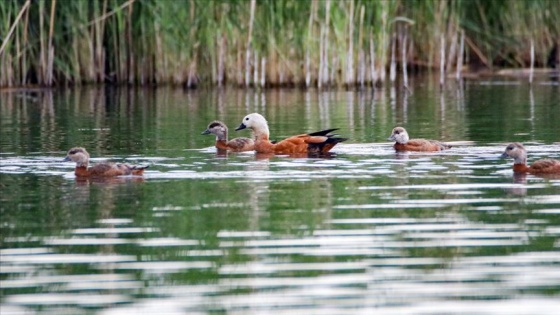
[[501, 142, 560, 174], [63, 147, 148, 177], [388, 127, 451, 152], [201, 120, 254, 152]]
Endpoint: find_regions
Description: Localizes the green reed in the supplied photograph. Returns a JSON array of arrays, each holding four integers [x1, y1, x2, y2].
[[0, 0, 558, 88]]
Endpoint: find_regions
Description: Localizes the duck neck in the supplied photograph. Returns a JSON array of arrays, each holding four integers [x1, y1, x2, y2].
[[253, 128, 270, 142], [215, 140, 229, 150], [398, 134, 409, 144], [513, 163, 530, 173], [513, 156, 527, 165], [75, 165, 89, 177]]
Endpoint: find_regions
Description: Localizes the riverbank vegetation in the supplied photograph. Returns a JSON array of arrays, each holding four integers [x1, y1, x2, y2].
[[1, 0, 558, 88]]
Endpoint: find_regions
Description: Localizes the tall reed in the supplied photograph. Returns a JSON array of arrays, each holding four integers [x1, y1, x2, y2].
[[0, 0, 558, 88]]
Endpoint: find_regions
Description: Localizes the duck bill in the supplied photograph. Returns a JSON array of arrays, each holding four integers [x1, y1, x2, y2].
[[500, 152, 509, 158], [387, 136, 395, 141], [235, 123, 247, 131], [63, 156, 71, 162], [201, 129, 211, 135]]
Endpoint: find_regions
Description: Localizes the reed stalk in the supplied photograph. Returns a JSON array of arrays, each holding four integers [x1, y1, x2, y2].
[[46, 0, 55, 85], [319, 0, 331, 89], [402, 29, 408, 90], [440, 35, 445, 87], [456, 30, 464, 81], [389, 33, 396, 83], [245, 0, 256, 87], [344, 0, 355, 87], [0, 0, 30, 55], [529, 40, 534, 84], [369, 35, 377, 86]]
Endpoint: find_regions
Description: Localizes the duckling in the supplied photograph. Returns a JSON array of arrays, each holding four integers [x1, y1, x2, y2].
[[388, 127, 451, 152], [201, 120, 254, 152], [501, 142, 560, 174], [63, 147, 148, 177], [235, 113, 347, 155]]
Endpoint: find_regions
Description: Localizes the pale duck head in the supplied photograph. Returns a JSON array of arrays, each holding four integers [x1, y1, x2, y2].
[[235, 113, 270, 137], [388, 127, 409, 144], [501, 142, 527, 164]]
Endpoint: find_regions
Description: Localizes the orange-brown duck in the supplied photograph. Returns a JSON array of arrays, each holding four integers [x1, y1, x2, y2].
[[235, 113, 347, 155]]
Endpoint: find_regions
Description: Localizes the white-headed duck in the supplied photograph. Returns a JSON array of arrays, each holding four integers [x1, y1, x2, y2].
[[201, 120, 254, 152], [63, 147, 148, 177], [388, 127, 451, 152], [235, 113, 347, 155], [501, 142, 560, 174]]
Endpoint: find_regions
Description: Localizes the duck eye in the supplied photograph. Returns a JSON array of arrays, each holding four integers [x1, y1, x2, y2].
[[245, 117, 249, 121]]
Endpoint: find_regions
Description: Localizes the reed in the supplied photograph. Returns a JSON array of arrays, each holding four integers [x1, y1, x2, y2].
[[0, 0, 558, 88]]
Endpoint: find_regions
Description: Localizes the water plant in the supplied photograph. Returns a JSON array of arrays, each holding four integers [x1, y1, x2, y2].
[[1, 0, 558, 88]]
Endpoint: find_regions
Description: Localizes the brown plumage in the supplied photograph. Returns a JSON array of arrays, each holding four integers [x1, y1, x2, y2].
[[201, 120, 254, 152], [501, 142, 560, 174], [235, 113, 347, 155], [63, 147, 148, 177], [388, 127, 451, 152]]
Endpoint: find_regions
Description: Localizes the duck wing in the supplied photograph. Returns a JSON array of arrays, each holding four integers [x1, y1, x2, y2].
[[227, 137, 255, 151], [404, 139, 451, 151], [271, 130, 347, 154], [530, 159, 560, 174], [88, 163, 122, 176]]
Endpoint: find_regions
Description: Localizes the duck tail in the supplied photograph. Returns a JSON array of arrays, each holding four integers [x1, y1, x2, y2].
[[131, 165, 149, 175], [308, 128, 339, 137], [321, 137, 348, 153], [307, 135, 348, 154]]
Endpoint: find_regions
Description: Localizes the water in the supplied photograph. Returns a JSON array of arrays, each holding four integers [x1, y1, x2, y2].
[[1, 78, 560, 314]]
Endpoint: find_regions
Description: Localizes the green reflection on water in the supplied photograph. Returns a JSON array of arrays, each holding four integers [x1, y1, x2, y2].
[[1, 80, 559, 312]]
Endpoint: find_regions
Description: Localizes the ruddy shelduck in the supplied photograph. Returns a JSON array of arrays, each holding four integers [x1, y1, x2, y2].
[[388, 127, 451, 152], [501, 142, 560, 174], [201, 120, 254, 152], [63, 147, 148, 177], [235, 113, 347, 155]]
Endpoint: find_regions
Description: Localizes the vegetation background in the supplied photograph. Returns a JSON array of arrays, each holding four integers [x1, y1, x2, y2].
[[1, 0, 558, 88]]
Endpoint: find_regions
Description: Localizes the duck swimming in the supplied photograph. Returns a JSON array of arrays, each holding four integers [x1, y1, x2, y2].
[[63, 147, 148, 177], [388, 127, 451, 152], [201, 120, 254, 152], [501, 142, 560, 174], [235, 113, 347, 155]]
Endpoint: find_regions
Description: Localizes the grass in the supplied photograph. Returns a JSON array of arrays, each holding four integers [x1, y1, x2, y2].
[[0, 0, 558, 88]]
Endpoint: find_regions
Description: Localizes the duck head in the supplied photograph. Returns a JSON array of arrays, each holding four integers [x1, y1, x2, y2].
[[501, 142, 527, 164], [388, 127, 409, 144], [235, 113, 270, 137], [63, 147, 90, 167], [201, 121, 228, 141]]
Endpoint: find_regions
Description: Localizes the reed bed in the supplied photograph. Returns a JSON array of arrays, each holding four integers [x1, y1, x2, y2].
[[1, 0, 558, 88]]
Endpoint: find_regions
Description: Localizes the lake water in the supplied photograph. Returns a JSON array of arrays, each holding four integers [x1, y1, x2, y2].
[[1, 77, 560, 314]]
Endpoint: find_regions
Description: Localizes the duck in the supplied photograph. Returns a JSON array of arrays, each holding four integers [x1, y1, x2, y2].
[[388, 127, 451, 152], [63, 147, 148, 177], [201, 120, 254, 152], [235, 113, 347, 155], [501, 142, 560, 174]]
